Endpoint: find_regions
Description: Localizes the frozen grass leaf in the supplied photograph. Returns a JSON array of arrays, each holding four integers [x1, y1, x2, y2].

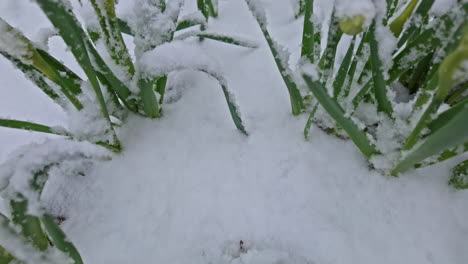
[[0, 119, 69, 136], [303, 73, 378, 158]]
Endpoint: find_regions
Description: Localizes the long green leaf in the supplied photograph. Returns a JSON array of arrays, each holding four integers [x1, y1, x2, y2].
[[301, 0, 314, 62], [194, 33, 257, 48], [90, 0, 135, 76], [397, 0, 435, 47], [333, 37, 355, 98], [392, 105, 468, 175], [369, 23, 393, 116], [37, 0, 119, 148], [41, 215, 83, 264], [304, 102, 319, 140], [10, 198, 49, 251], [0, 118, 69, 136], [303, 74, 378, 157], [319, 8, 343, 82], [389, 0, 420, 37]]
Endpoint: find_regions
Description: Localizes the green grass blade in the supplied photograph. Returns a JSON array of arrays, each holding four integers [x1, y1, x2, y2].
[[41, 215, 83, 264], [342, 32, 368, 98], [36, 0, 117, 143], [10, 199, 49, 251], [319, 9, 343, 82], [0, 245, 15, 263], [117, 18, 133, 35], [304, 102, 319, 140], [138, 77, 160, 118], [303, 74, 378, 157], [176, 13, 206, 31], [392, 105, 468, 175], [403, 24, 468, 150], [0, 118, 69, 136], [333, 37, 355, 98], [397, 0, 435, 47], [244, 0, 304, 115], [427, 96, 468, 134], [301, 0, 314, 62], [90, 0, 135, 76], [369, 23, 394, 116], [199, 70, 248, 135], [0, 51, 65, 106], [195, 33, 258, 48]]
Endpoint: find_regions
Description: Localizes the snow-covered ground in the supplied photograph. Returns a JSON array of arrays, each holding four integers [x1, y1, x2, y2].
[[1, 0, 467, 263]]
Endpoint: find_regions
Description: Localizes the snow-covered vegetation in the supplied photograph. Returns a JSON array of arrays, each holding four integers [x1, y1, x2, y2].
[[0, 0, 467, 263]]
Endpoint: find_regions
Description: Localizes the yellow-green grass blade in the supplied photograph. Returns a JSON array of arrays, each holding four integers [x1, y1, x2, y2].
[[41, 215, 83, 264], [303, 74, 378, 157], [0, 51, 64, 106], [0, 119, 69, 136], [36, 0, 118, 147], [392, 105, 468, 175], [301, 0, 315, 63], [397, 0, 435, 47], [389, 0, 420, 37], [333, 36, 355, 98], [369, 23, 393, 117], [90, 0, 135, 76], [450, 159, 468, 190]]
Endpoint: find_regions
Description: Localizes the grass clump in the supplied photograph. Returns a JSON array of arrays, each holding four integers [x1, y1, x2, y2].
[[247, 0, 468, 179], [0, 0, 254, 262]]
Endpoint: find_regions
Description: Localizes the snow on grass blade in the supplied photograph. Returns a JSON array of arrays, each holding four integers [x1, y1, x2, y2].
[[175, 31, 258, 48], [302, 73, 378, 158], [41, 214, 83, 264], [198, 0, 218, 19], [392, 105, 468, 175], [446, 81, 468, 104], [301, 0, 314, 63], [450, 159, 468, 189], [396, 0, 435, 47], [0, 119, 69, 136], [90, 0, 135, 76], [0, 19, 83, 110], [37, 0, 120, 148], [87, 45, 139, 112], [0, 51, 65, 108], [0, 215, 61, 264], [319, 9, 343, 82], [369, 23, 393, 117], [244, 0, 304, 115], [333, 37, 355, 98], [342, 32, 368, 98], [10, 198, 50, 251], [389, 0, 420, 37], [304, 102, 319, 140], [176, 11, 206, 31], [403, 25, 468, 150]]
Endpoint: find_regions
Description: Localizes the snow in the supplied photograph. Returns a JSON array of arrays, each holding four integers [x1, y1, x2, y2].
[[0, 0, 468, 264]]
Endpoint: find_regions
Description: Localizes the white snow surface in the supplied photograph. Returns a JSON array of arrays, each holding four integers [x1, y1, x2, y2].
[[0, 0, 468, 264]]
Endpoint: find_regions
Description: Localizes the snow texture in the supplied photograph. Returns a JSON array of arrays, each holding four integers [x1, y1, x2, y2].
[[0, 1, 467, 264]]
